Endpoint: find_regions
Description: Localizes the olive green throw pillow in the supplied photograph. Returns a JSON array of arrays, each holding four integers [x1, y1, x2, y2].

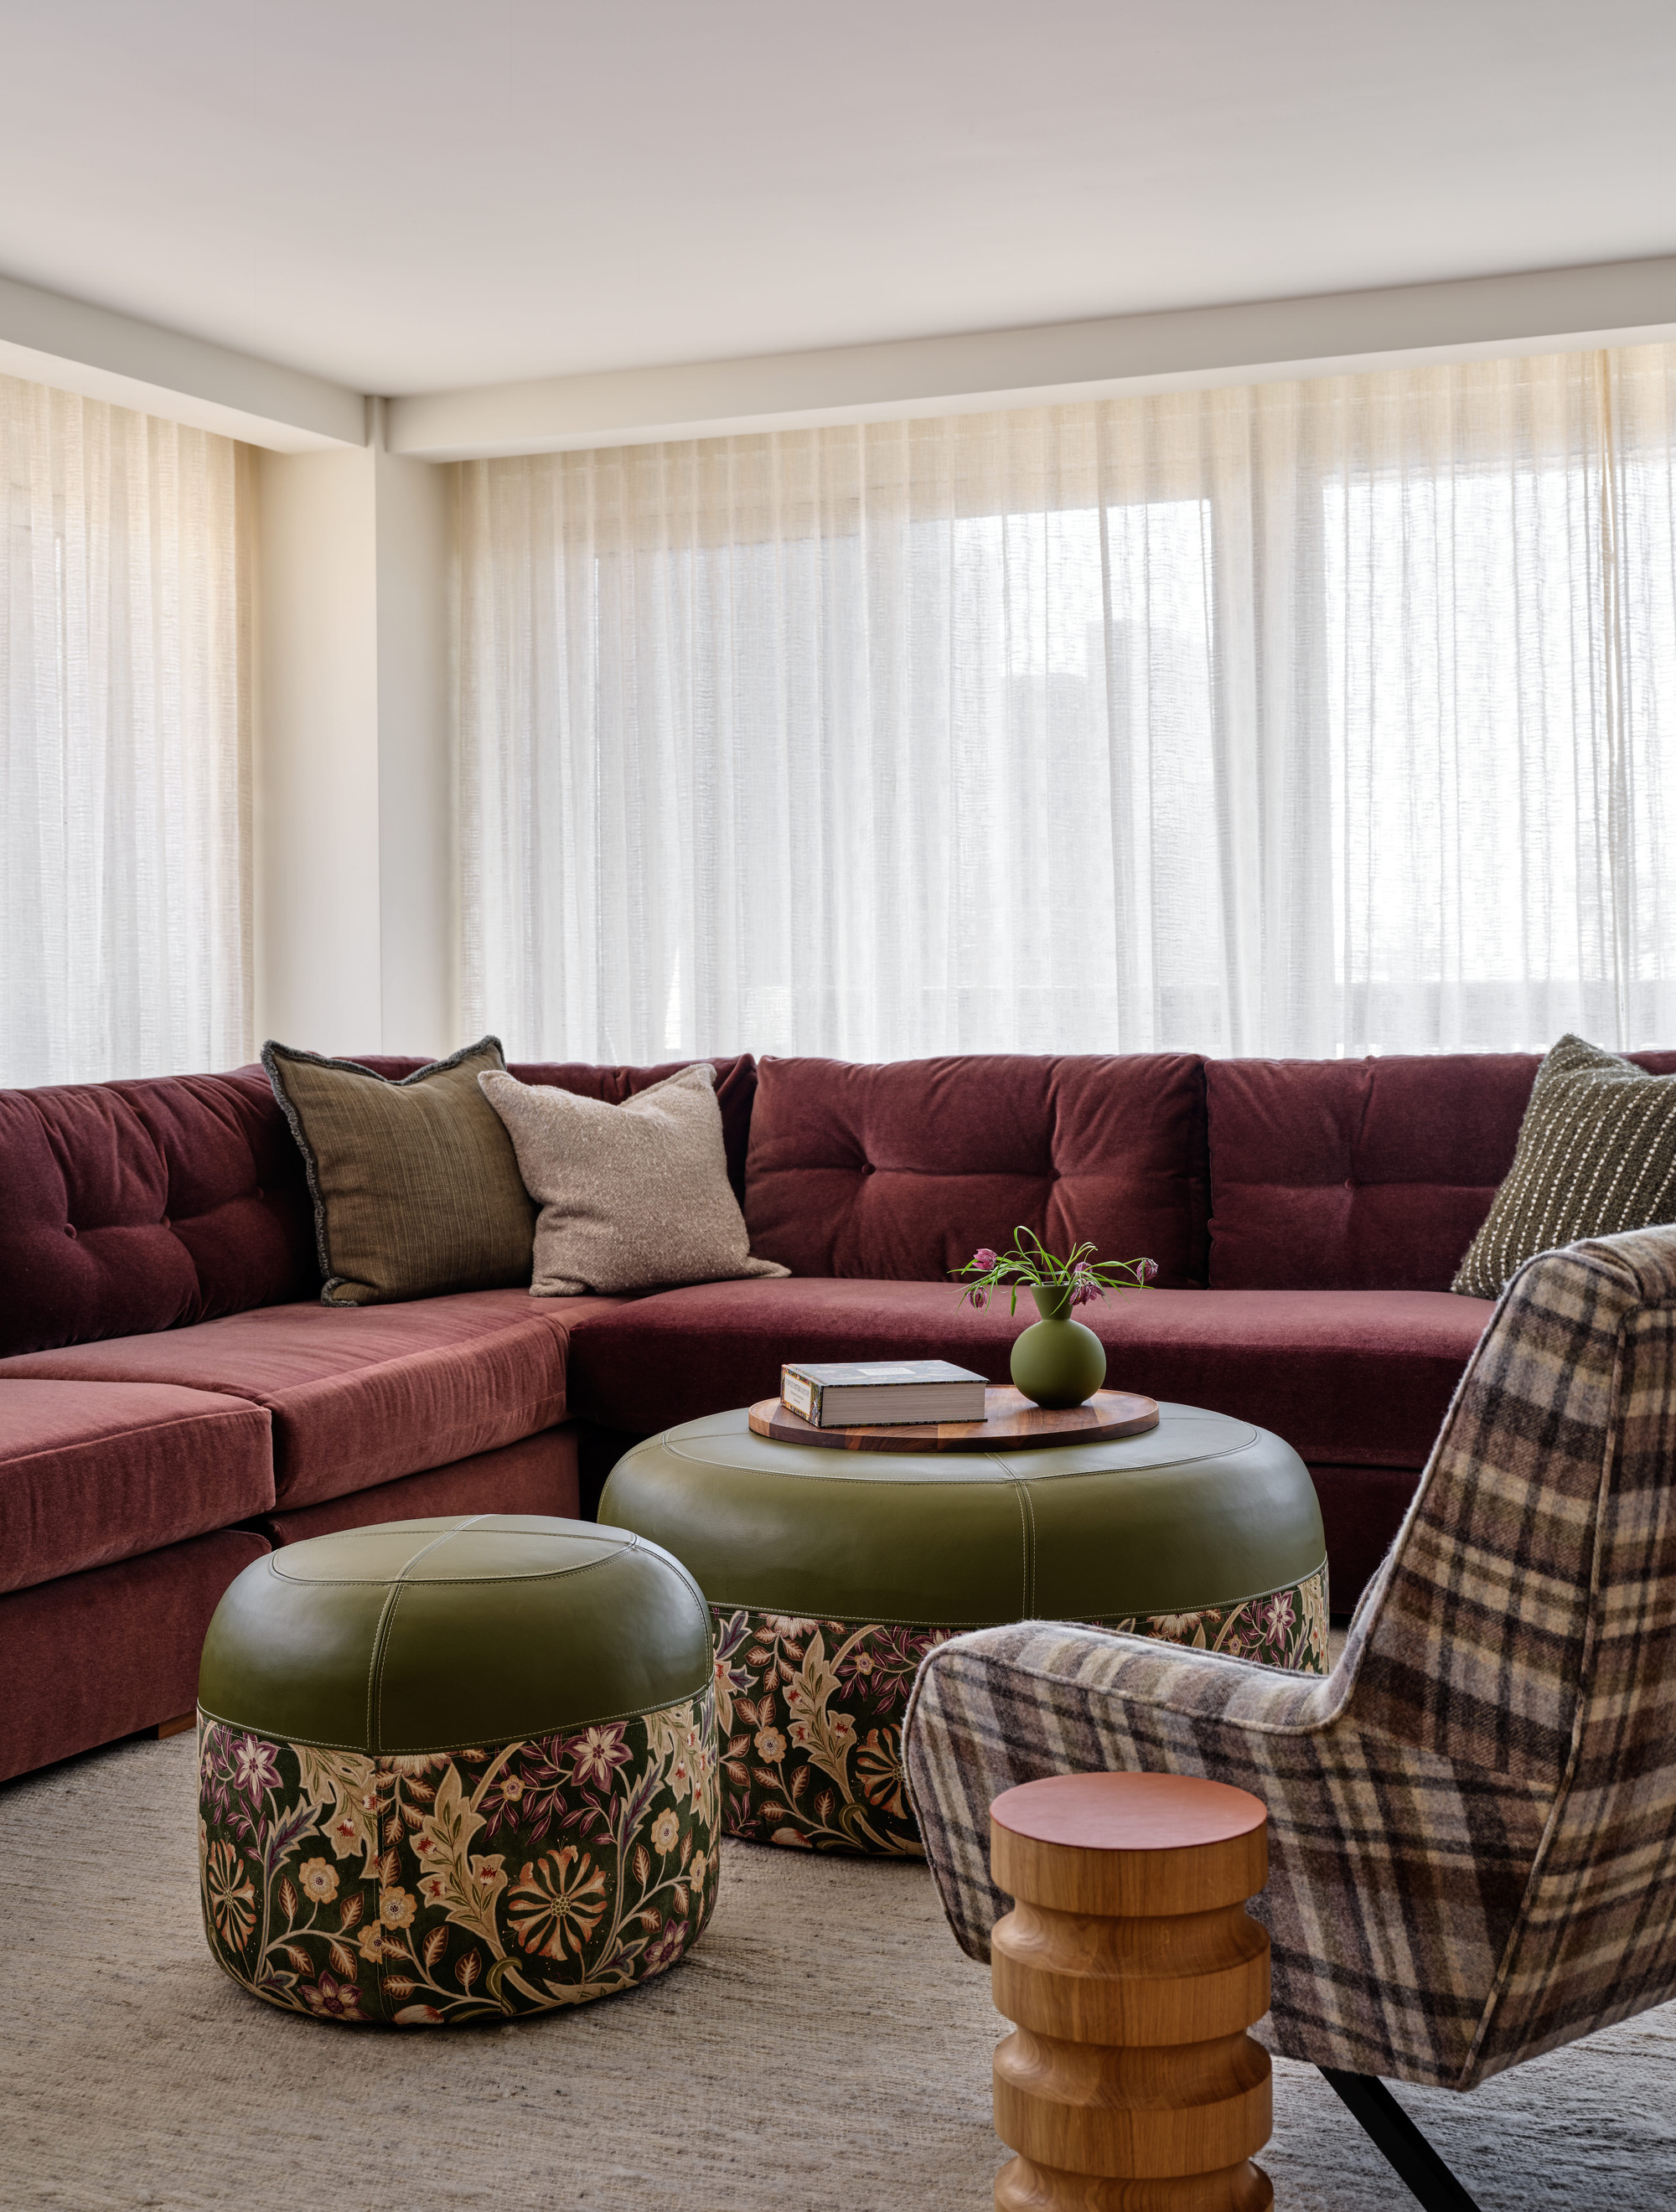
[[1453, 1034, 1676, 1300], [263, 1037, 535, 1306]]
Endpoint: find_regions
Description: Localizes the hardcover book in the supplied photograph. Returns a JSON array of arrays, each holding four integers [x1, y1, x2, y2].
[[779, 1359, 987, 1428]]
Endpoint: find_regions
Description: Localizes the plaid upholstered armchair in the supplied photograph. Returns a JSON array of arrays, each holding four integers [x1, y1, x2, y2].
[[903, 1226, 1676, 2209]]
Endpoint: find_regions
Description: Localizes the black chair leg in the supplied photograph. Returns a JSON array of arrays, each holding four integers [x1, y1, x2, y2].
[[1318, 2067, 1484, 2211]]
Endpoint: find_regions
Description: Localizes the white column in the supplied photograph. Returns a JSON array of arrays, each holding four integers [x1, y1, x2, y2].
[[373, 401, 457, 1057], [253, 404, 456, 1060]]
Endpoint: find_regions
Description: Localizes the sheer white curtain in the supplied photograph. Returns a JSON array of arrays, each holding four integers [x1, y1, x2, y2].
[[0, 373, 251, 1088], [457, 344, 1676, 1063]]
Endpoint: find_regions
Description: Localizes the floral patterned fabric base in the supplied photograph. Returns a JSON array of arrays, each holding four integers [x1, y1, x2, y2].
[[1104, 1559, 1329, 1677], [198, 1688, 719, 2024], [711, 1566, 1327, 1856]]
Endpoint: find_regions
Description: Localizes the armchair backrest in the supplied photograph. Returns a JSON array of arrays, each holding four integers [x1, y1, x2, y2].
[[1348, 1224, 1676, 2078]]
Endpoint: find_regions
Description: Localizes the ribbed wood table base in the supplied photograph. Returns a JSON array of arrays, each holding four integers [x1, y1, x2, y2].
[[989, 1772, 1273, 2212]]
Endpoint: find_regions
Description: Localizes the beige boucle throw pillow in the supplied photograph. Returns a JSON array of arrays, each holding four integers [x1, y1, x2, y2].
[[478, 1062, 790, 1296]]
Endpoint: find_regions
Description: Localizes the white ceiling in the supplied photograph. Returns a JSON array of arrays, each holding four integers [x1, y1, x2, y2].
[[2, 0, 1673, 398]]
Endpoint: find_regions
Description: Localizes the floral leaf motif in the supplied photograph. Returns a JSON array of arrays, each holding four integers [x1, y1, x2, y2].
[[642, 1700, 696, 1784], [782, 1633, 858, 1797], [328, 1939, 356, 1977], [338, 1892, 364, 1932], [411, 1764, 509, 1953], [279, 1875, 298, 1923], [422, 1925, 448, 1970], [612, 1760, 660, 1852], [261, 1796, 318, 1879], [294, 1747, 383, 1879], [457, 1948, 481, 1992], [384, 1974, 416, 2001], [710, 1611, 753, 1735]]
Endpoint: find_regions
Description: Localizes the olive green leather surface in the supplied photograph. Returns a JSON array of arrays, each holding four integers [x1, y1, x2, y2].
[[598, 1405, 1325, 1623], [199, 1516, 713, 1752]]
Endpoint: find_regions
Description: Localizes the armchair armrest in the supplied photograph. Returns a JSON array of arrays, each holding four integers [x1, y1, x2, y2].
[[904, 1620, 1351, 1962]]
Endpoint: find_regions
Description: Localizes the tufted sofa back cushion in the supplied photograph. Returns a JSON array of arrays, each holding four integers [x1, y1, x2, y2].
[[1206, 1049, 1676, 1291], [0, 1052, 760, 1357], [742, 1054, 1209, 1286], [0, 1068, 320, 1356]]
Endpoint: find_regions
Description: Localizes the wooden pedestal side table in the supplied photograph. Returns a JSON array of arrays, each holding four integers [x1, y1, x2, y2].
[[989, 1770, 1273, 2211]]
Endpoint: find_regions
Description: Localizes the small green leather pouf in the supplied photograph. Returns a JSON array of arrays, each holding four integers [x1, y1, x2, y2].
[[196, 1516, 718, 2026], [599, 1406, 1327, 1858]]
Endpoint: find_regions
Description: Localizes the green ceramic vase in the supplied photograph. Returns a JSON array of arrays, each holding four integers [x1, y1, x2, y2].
[[1009, 1284, 1108, 1408]]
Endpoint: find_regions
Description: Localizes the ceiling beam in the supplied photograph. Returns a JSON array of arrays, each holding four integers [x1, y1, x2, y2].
[[387, 254, 1676, 462], [0, 271, 364, 452]]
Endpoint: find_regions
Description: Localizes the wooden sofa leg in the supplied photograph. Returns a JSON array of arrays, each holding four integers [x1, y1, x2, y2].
[[154, 1712, 196, 1739], [1318, 2069, 1482, 2211]]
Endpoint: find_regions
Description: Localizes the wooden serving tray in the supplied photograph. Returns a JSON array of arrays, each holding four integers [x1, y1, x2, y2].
[[747, 1385, 1160, 1454]]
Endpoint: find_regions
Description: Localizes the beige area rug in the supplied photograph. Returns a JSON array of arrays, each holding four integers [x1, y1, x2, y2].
[[3, 1733, 1673, 2211]]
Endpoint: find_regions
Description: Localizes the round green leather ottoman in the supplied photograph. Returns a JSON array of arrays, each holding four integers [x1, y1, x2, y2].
[[597, 1403, 1327, 1858], [196, 1515, 718, 2025]]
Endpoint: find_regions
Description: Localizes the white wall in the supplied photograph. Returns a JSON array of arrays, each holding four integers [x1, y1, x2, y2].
[[254, 411, 456, 1060]]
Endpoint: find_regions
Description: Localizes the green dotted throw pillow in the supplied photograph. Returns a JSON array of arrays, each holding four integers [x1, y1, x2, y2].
[[1454, 1034, 1676, 1300]]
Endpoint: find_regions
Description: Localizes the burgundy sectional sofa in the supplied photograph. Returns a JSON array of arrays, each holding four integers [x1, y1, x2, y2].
[[3, 1041, 1670, 1786]]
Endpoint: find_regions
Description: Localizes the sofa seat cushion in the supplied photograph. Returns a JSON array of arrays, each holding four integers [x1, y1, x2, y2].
[[0, 1380, 274, 1592], [563, 1279, 1495, 1470], [0, 1291, 623, 1510]]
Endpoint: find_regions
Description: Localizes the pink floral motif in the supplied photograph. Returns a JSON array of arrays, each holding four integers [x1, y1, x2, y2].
[[231, 1734, 281, 1801], [642, 1921, 688, 1975], [569, 1725, 632, 1791], [301, 1972, 365, 2022]]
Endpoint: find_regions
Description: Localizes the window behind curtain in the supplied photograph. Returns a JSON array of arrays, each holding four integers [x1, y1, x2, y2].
[[457, 346, 1676, 1064], [0, 373, 251, 1088]]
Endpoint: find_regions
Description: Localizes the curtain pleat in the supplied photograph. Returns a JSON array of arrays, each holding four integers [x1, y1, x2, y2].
[[458, 344, 1676, 1063], [0, 375, 251, 1087]]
